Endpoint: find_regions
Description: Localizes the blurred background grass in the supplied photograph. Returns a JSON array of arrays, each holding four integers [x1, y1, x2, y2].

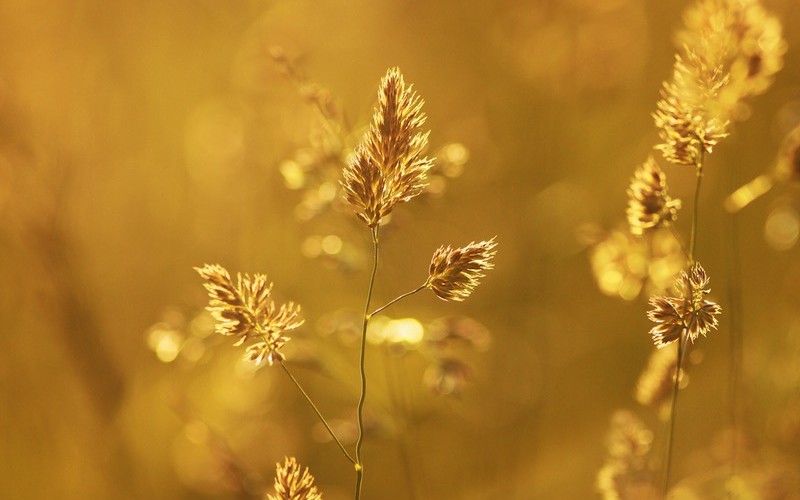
[[1, 0, 799, 498]]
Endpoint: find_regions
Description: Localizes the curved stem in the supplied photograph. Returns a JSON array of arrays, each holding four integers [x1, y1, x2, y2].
[[369, 284, 427, 318], [664, 148, 705, 497], [689, 151, 705, 263], [279, 360, 356, 465], [355, 225, 380, 500], [663, 334, 688, 497], [668, 225, 690, 261]]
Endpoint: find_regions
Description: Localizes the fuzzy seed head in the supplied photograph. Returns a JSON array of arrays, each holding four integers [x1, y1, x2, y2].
[[654, 51, 730, 166], [195, 264, 303, 366], [426, 238, 497, 302], [341, 67, 433, 227], [267, 457, 322, 500], [647, 262, 721, 348], [627, 157, 682, 236]]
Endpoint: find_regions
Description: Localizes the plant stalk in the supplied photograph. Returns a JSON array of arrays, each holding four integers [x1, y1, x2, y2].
[[279, 360, 356, 465], [664, 149, 705, 497], [355, 225, 380, 500], [369, 284, 427, 318], [689, 151, 704, 263], [663, 334, 688, 497]]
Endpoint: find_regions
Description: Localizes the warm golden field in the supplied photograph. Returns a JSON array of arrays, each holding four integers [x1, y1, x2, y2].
[[1, 0, 799, 498]]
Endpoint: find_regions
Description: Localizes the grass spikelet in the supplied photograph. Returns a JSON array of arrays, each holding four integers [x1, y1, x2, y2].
[[647, 262, 721, 348], [195, 264, 304, 365], [627, 157, 682, 236], [426, 238, 498, 302], [341, 67, 433, 227], [680, 0, 786, 113], [267, 457, 323, 500], [653, 50, 729, 166]]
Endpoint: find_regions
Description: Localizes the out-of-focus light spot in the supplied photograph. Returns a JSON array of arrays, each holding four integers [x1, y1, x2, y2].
[[367, 317, 425, 345], [189, 312, 215, 338], [366, 316, 390, 345], [619, 276, 642, 301], [678, 370, 690, 389], [441, 142, 469, 165], [427, 176, 446, 195], [384, 318, 424, 345], [689, 349, 704, 365], [598, 269, 623, 296], [321, 234, 343, 255], [180, 338, 206, 363], [147, 326, 183, 363], [764, 204, 799, 251], [438, 143, 469, 177], [301, 236, 322, 258], [626, 252, 647, 275], [280, 160, 306, 189], [318, 181, 337, 202]]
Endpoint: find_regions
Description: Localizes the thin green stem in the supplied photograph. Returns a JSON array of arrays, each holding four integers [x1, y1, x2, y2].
[[663, 334, 688, 497], [279, 360, 356, 465], [355, 225, 380, 500], [689, 150, 705, 263], [668, 225, 690, 261], [664, 148, 705, 497], [369, 284, 427, 318]]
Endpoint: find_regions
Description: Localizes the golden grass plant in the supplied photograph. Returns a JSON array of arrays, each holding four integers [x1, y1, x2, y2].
[[196, 67, 496, 500], [597, 0, 786, 497]]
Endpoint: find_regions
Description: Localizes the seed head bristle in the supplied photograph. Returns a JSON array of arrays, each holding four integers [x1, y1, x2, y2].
[[341, 67, 433, 227], [267, 457, 323, 500], [195, 264, 304, 365], [653, 50, 730, 166], [646, 262, 721, 348], [426, 237, 498, 302], [679, 0, 786, 114], [626, 157, 682, 236]]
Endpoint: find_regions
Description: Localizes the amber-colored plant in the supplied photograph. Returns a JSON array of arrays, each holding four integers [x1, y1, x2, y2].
[[342, 67, 496, 499], [341, 67, 433, 228], [268, 457, 323, 500], [598, 0, 785, 496], [626, 157, 681, 236], [195, 66, 496, 500]]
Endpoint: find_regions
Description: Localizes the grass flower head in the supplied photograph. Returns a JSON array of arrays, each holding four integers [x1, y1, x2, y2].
[[627, 157, 682, 236], [654, 50, 729, 166], [267, 457, 323, 500], [647, 262, 721, 348], [341, 67, 433, 227], [426, 238, 498, 302], [196, 264, 304, 365]]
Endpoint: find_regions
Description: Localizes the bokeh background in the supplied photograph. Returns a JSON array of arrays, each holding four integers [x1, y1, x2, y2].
[[1, 0, 799, 498]]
